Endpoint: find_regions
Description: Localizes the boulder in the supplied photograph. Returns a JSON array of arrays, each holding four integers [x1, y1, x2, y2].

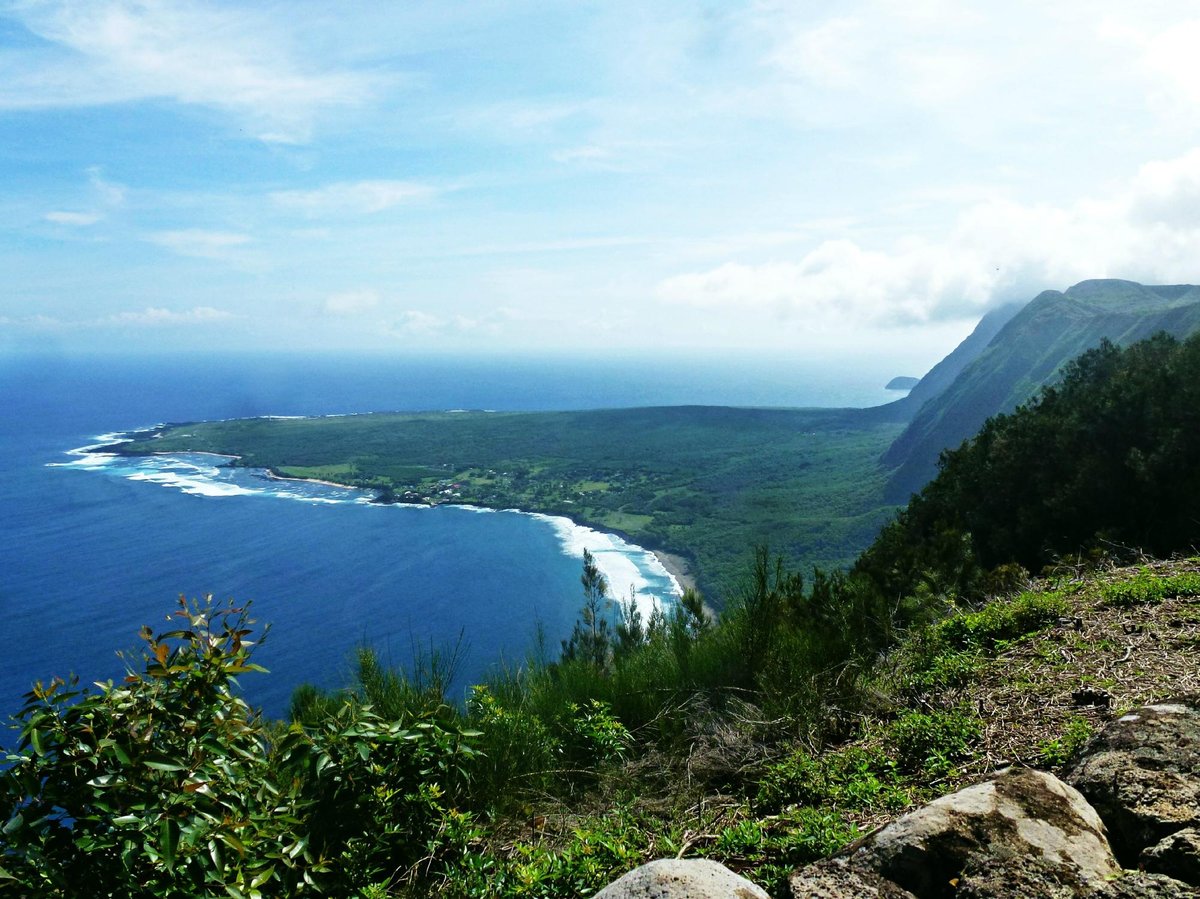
[[1141, 827, 1200, 887], [843, 768, 1119, 897], [952, 854, 1107, 898], [788, 860, 917, 898], [1066, 697, 1200, 865], [1091, 871, 1200, 898], [593, 858, 769, 899]]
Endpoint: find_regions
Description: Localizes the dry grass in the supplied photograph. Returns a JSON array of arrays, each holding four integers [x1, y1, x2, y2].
[[964, 557, 1200, 776]]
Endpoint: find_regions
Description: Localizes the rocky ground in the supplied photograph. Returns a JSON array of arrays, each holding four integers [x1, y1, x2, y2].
[[592, 558, 1200, 897]]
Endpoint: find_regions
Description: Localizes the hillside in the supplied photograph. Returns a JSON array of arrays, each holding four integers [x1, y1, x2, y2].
[[8, 328, 1200, 897], [888, 300, 1023, 417], [5, 552, 1196, 897], [883, 279, 1200, 499]]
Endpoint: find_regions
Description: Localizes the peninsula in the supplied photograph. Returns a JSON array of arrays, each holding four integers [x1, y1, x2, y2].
[[109, 405, 905, 597]]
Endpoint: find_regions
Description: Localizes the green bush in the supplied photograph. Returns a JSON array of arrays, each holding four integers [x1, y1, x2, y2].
[[0, 597, 318, 898], [770, 806, 860, 866], [1102, 568, 1200, 607], [1037, 717, 1095, 768], [755, 745, 904, 814], [930, 590, 1067, 652], [885, 708, 981, 776], [0, 597, 484, 898]]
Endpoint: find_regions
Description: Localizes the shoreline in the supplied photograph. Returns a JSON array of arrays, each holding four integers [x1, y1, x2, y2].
[[652, 550, 697, 596], [79, 440, 694, 614]]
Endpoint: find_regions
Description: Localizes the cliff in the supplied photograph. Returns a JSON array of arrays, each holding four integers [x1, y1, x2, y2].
[[883, 280, 1200, 500]]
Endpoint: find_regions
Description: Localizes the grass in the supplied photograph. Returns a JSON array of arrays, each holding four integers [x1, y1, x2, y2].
[[1101, 566, 1200, 607]]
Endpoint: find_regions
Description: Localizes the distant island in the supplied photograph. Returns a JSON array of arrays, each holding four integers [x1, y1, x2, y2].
[[885, 376, 919, 390]]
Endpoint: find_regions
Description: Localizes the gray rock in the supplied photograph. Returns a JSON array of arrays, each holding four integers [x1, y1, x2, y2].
[[1091, 871, 1200, 898], [593, 858, 769, 899], [1066, 697, 1200, 865], [788, 860, 917, 898], [1141, 828, 1200, 887], [845, 768, 1119, 896]]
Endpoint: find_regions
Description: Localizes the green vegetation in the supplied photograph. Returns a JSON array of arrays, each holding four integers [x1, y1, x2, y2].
[[885, 279, 1200, 498], [860, 332, 1200, 603], [9, 328, 1200, 896], [1037, 717, 1094, 768], [111, 406, 904, 594], [0, 597, 484, 897], [1101, 567, 1200, 607]]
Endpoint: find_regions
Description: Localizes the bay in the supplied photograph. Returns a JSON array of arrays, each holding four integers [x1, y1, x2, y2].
[[0, 350, 900, 731]]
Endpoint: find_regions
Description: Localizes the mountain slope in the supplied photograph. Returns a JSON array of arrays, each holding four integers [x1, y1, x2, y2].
[[892, 301, 1023, 417], [883, 279, 1200, 500], [856, 302, 1022, 425]]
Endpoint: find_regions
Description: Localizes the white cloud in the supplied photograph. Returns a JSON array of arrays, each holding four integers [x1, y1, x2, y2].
[[323, 289, 380, 315], [658, 148, 1200, 327], [110, 306, 237, 325], [1, 0, 380, 142], [44, 210, 101, 225], [145, 229, 253, 261], [271, 180, 434, 216], [388, 310, 445, 335]]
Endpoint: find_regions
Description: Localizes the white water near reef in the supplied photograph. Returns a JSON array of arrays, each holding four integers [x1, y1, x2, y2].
[[1, 351, 900, 731], [52, 439, 681, 622]]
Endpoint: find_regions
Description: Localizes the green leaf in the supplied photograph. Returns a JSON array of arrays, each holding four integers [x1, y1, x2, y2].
[[209, 838, 224, 872], [250, 866, 275, 889], [160, 818, 179, 871], [2, 814, 22, 836], [219, 831, 248, 857], [145, 758, 187, 772]]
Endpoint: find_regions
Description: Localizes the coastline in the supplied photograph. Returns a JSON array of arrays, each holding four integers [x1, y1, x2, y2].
[[264, 469, 361, 491], [78, 439, 689, 616], [652, 550, 697, 595]]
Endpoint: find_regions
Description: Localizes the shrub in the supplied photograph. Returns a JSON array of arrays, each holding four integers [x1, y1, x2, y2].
[[755, 745, 904, 814], [1037, 716, 1095, 768], [0, 596, 319, 898], [930, 590, 1068, 652], [0, 597, 484, 898], [885, 707, 981, 776], [1102, 568, 1200, 607]]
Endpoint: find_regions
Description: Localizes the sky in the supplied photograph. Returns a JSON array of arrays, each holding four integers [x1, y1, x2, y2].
[[4, 1, 1200, 367]]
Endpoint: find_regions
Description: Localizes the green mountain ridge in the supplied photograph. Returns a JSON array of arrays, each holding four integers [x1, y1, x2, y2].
[[882, 278, 1200, 500]]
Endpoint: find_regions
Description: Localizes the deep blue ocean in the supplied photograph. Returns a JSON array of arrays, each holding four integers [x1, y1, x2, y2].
[[0, 351, 901, 734]]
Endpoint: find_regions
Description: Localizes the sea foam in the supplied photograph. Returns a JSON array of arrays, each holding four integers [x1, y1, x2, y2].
[[54, 432, 681, 620]]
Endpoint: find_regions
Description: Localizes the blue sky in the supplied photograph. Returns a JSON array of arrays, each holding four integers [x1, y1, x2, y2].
[[4, 1, 1200, 367]]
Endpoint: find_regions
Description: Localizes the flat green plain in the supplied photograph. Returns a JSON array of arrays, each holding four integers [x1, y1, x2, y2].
[[115, 406, 904, 601]]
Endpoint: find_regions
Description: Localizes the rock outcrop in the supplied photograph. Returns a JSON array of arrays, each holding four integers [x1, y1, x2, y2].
[[789, 768, 1120, 898], [597, 698, 1200, 898], [1065, 697, 1200, 869], [1141, 828, 1200, 886]]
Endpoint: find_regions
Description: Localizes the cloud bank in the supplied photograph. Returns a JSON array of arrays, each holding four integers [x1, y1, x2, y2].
[[658, 149, 1200, 328]]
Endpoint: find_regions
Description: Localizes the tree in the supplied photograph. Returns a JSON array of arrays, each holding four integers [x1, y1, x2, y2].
[[560, 549, 612, 668]]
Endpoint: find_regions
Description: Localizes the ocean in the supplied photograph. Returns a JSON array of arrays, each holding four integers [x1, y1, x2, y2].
[[0, 351, 901, 731]]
